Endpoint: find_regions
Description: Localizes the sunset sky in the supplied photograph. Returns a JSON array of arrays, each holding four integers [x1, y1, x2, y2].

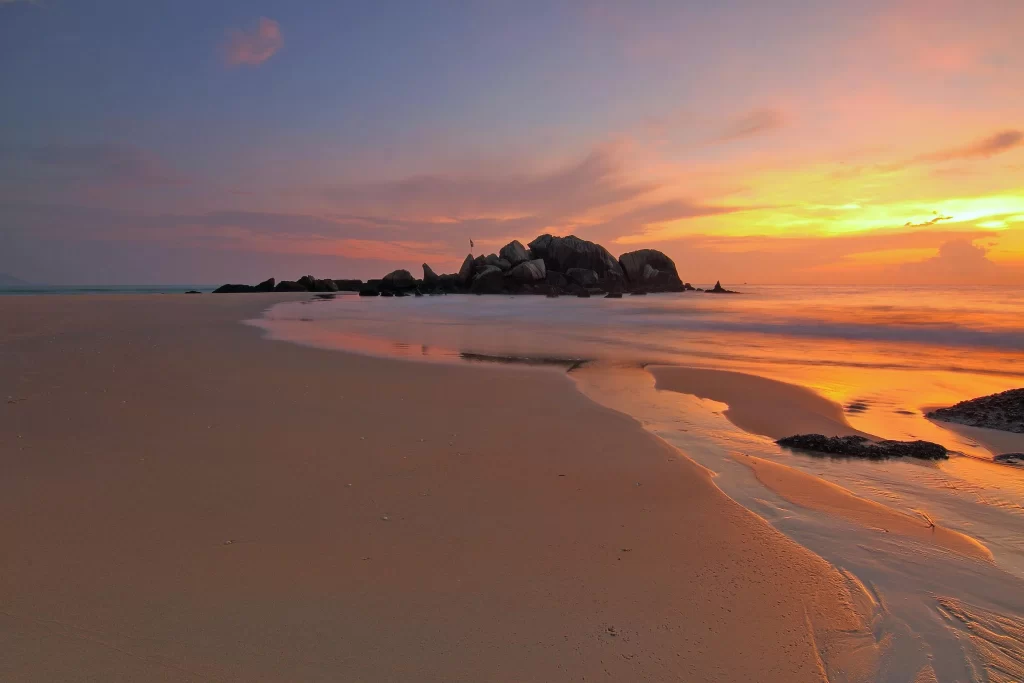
[[2, 0, 1022, 285]]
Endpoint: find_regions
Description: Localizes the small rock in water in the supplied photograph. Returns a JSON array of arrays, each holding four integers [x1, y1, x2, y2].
[[994, 453, 1023, 466], [777, 434, 948, 460]]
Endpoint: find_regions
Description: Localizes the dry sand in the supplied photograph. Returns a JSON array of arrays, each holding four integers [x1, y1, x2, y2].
[[1, 294, 879, 682], [650, 365, 874, 441]]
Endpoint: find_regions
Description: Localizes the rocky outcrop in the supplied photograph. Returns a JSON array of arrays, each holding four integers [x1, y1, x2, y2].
[[618, 249, 683, 292], [499, 240, 531, 267], [707, 281, 739, 294], [470, 265, 505, 294], [508, 259, 546, 285], [777, 434, 948, 460], [297, 275, 317, 291], [313, 278, 339, 292], [458, 254, 475, 287], [927, 388, 1024, 434], [275, 280, 307, 292], [528, 234, 624, 283], [422, 264, 439, 289], [994, 453, 1023, 466], [253, 278, 276, 292], [333, 279, 363, 291]]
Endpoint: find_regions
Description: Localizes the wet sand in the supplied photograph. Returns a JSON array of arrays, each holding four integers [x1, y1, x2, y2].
[[0, 294, 878, 682], [650, 365, 876, 440]]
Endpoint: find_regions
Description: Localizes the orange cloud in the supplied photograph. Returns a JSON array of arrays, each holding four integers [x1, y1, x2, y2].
[[917, 130, 1023, 164], [224, 17, 282, 67]]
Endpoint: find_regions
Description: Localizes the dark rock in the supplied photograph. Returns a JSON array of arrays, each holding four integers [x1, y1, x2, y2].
[[185, 290, 202, 294], [499, 240, 531, 267], [438, 273, 460, 293], [457, 254, 475, 287], [380, 290, 394, 297], [706, 280, 739, 294], [393, 290, 407, 297], [508, 258, 546, 285], [495, 258, 512, 271], [630, 290, 648, 296], [605, 291, 622, 298], [566, 268, 599, 289], [313, 278, 339, 292], [545, 287, 560, 298], [422, 263, 439, 290], [358, 286, 379, 296], [381, 269, 416, 292], [275, 280, 308, 292], [926, 388, 1024, 434], [333, 279, 363, 291], [297, 275, 317, 291], [484, 254, 503, 270], [529, 234, 624, 283], [777, 434, 948, 460], [545, 270, 568, 289], [253, 277, 276, 292], [576, 289, 591, 298], [994, 453, 1023, 466], [473, 254, 488, 271], [213, 284, 254, 293], [470, 265, 505, 294], [618, 249, 684, 292]]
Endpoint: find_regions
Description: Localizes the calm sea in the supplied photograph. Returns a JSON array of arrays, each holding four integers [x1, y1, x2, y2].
[[0, 285, 214, 295]]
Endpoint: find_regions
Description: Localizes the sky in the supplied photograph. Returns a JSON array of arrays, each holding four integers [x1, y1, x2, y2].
[[1, 0, 1023, 285]]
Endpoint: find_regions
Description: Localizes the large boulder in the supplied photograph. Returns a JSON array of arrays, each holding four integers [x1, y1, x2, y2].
[[457, 254, 475, 287], [275, 280, 307, 292], [297, 275, 316, 291], [484, 254, 504, 269], [508, 258, 546, 285], [566, 268, 599, 288], [528, 234, 624, 283], [253, 277, 276, 292], [499, 240, 531, 267], [422, 264, 439, 289], [381, 269, 416, 292], [470, 265, 505, 294], [618, 249, 683, 292]]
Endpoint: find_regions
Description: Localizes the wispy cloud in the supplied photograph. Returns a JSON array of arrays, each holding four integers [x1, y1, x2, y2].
[[224, 17, 282, 67], [714, 109, 786, 143], [324, 147, 655, 220], [904, 211, 952, 228], [916, 129, 1023, 163], [1, 142, 185, 187]]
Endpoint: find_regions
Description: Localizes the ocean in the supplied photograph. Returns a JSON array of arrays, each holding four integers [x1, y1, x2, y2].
[[0, 285, 214, 295]]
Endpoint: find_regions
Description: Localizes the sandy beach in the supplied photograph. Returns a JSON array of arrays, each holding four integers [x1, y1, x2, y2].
[[0, 294, 883, 682]]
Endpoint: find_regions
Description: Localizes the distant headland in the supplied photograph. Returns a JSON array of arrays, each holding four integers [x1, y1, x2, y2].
[[214, 233, 738, 297]]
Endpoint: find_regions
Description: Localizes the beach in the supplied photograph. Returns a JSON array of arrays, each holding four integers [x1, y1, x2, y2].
[[0, 294, 879, 682]]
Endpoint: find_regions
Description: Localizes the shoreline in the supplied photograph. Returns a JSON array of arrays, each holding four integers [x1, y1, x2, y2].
[[0, 294, 880, 682]]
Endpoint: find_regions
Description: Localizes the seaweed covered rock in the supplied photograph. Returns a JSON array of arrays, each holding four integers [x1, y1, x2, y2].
[[777, 434, 948, 460], [927, 388, 1024, 434]]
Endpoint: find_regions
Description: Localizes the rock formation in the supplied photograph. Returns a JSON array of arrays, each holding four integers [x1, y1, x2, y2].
[[777, 434, 948, 460], [927, 388, 1024, 433]]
